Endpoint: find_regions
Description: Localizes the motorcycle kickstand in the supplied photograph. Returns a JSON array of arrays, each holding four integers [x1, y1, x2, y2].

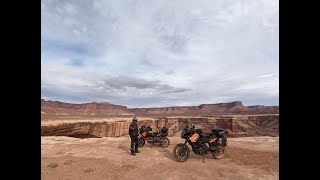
[[202, 155, 205, 163]]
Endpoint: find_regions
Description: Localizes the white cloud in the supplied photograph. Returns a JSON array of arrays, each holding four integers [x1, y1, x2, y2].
[[257, 73, 275, 78], [41, 0, 279, 107]]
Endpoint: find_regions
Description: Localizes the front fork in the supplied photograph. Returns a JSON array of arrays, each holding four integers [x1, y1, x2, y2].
[[183, 140, 190, 151]]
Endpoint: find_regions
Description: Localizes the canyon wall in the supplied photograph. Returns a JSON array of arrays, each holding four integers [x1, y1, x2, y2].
[[41, 119, 166, 138], [41, 99, 279, 138], [41, 115, 279, 138]]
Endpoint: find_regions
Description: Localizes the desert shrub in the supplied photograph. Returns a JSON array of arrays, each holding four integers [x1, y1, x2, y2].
[[64, 159, 75, 165], [84, 168, 94, 172], [47, 162, 58, 168]]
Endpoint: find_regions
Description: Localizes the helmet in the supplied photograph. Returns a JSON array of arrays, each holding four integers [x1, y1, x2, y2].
[[132, 116, 138, 122]]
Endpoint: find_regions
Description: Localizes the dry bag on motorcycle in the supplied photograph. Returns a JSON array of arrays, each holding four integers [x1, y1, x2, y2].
[[161, 127, 168, 136]]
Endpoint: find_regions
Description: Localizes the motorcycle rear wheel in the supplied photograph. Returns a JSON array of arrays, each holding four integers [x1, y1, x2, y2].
[[212, 147, 226, 159], [173, 144, 190, 162], [160, 137, 170, 148]]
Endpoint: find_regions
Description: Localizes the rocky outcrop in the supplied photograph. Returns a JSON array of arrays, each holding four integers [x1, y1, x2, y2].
[[41, 115, 279, 138], [41, 99, 133, 115]]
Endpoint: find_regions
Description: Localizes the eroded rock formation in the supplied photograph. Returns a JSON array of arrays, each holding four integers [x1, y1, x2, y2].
[[41, 115, 279, 138]]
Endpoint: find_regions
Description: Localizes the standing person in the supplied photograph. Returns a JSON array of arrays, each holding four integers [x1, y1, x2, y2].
[[129, 117, 140, 155]]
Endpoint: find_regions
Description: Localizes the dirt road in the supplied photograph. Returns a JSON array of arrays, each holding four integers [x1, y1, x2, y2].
[[41, 136, 278, 180]]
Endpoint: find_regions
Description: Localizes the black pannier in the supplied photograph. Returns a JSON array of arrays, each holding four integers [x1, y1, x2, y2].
[[211, 128, 228, 138]]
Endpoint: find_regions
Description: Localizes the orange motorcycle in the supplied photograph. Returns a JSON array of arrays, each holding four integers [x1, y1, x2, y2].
[[173, 124, 228, 162]]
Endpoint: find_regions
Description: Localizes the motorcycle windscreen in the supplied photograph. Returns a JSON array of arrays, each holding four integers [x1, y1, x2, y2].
[[189, 133, 200, 142], [181, 129, 186, 138]]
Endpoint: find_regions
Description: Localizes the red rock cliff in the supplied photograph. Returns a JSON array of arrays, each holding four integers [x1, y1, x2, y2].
[[41, 99, 279, 115]]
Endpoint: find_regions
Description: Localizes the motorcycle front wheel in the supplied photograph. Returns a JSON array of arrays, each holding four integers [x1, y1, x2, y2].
[[173, 144, 190, 162], [138, 137, 145, 147]]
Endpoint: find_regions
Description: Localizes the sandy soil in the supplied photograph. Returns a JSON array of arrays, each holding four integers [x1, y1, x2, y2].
[[41, 136, 278, 180]]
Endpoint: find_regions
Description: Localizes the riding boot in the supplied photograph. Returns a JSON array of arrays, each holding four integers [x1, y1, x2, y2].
[[135, 143, 140, 153]]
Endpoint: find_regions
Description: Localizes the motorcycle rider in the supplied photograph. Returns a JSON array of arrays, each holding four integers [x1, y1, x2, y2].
[[129, 116, 140, 155]]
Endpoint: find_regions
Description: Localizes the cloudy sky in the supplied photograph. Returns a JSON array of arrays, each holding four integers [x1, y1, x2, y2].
[[41, 0, 279, 108]]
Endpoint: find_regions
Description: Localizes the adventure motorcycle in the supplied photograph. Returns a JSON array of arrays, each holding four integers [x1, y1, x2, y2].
[[138, 125, 170, 148], [172, 124, 228, 162]]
